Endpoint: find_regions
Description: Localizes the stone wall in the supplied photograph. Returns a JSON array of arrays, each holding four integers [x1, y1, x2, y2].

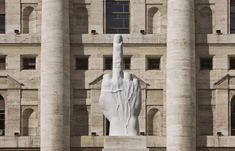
[[0, 0, 235, 150]]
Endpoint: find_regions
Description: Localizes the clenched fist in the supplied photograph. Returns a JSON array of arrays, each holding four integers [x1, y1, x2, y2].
[[99, 34, 141, 136]]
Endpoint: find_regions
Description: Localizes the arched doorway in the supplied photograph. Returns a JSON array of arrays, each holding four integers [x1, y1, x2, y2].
[[22, 6, 36, 34], [73, 7, 88, 34], [147, 7, 161, 34], [147, 108, 161, 136], [22, 108, 36, 136], [198, 7, 212, 34]]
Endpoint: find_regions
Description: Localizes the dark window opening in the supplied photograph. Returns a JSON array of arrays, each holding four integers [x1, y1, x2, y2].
[[22, 57, 36, 70], [0, 95, 5, 136], [106, 0, 129, 34], [105, 118, 110, 136], [231, 0, 235, 33], [0, 0, 5, 34], [124, 57, 131, 70], [76, 57, 89, 70], [0, 111, 4, 136], [104, 56, 130, 70], [104, 57, 112, 70], [0, 56, 6, 70], [147, 57, 160, 70], [230, 57, 235, 69], [0, 14, 5, 34], [200, 57, 213, 70], [231, 98, 235, 135]]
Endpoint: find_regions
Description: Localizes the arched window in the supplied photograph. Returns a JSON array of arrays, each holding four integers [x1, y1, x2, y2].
[[106, 0, 129, 34], [147, 108, 161, 136], [0, 0, 5, 33], [231, 0, 235, 33], [147, 7, 161, 34], [22, 108, 37, 136], [231, 97, 235, 135], [73, 7, 88, 34], [22, 6, 36, 34], [0, 95, 5, 136], [198, 7, 212, 34]]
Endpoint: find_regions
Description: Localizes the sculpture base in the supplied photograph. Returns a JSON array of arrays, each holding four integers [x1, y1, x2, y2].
[[102, 136, 149, 151], [103, 149, 149, 151]]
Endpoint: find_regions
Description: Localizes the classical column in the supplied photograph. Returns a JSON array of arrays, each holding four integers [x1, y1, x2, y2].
[[41, 0, 70, 150], [166, 0, 196, 151]]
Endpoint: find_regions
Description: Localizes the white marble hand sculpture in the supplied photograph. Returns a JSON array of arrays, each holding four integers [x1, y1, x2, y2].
[[99, 34, 141, 136]]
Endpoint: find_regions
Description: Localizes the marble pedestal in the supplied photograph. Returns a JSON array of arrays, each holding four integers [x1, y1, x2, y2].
[[102, 136, 149, 151]]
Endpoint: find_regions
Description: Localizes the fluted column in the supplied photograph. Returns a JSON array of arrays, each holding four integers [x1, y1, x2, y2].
[[41, 0, 70, 150], [166, 0, 196, 151]]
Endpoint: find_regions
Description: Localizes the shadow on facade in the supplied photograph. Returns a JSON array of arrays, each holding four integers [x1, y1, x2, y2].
[[195, 0, 214, 149], [69, 0, 90, 138]]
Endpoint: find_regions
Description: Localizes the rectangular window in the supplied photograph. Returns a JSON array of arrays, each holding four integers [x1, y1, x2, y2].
[[232, 126, 235, 135], [106, 0, 129, 34], [147, 57, 160, 70], [104, 57, 112, 70], [22, 57, 36, 70], [231, 0, 235, 33], [123, 57, 131, 70], [232, 101, 235, 135], [232, 117, 235, 135], [200, 57, 213, 70], [76, 57, 89, 70], [0, 56, 5, 70], [0, 110, 4, 136], [104, 56, 131, 70], [230, 57, 235, 69], [0, 14, 5, 34]]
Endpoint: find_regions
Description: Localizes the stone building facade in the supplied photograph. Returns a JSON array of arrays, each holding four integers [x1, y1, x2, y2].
[[0, 0, 235, 150]]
